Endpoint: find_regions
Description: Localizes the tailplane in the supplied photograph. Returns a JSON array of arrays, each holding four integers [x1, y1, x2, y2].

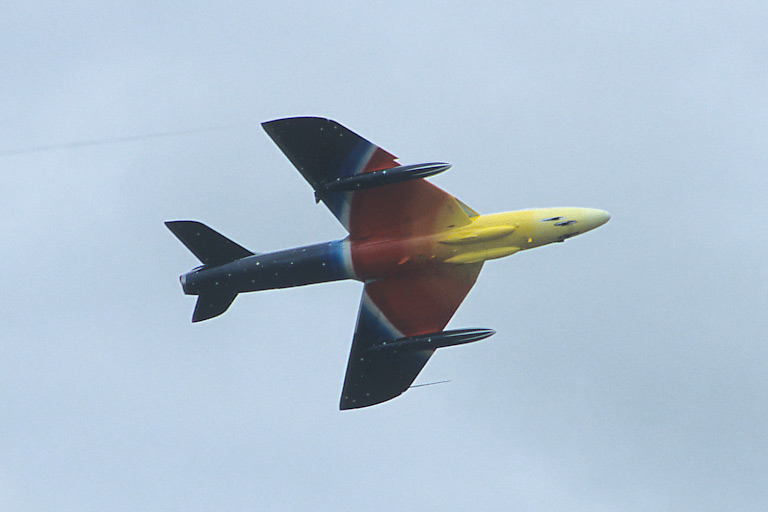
[[192, 291, 238, 323], [165, 220, 254, 266]]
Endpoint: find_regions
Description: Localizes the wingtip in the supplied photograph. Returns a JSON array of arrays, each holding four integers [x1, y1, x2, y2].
[[262, 116, 333, 130]]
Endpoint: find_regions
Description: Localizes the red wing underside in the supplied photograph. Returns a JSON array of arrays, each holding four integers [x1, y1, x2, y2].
[[348, 165, 473, 240], [340, 263, 482, 410]]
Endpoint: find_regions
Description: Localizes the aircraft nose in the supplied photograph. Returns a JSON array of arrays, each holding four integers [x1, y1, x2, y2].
[[584, 209, 611, 231], [595, 209, 611, 226]]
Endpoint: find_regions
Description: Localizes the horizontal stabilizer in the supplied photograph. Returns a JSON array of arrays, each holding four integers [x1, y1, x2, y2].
[[192, 291, 237, 322], [165, 221, 254, 266]]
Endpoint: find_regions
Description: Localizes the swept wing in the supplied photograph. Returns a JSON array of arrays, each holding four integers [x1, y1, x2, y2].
[[263, 117, 483, 408]]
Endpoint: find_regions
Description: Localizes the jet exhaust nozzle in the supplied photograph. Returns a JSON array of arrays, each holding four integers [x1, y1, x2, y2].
[[317, 162, 451, 199], [367, 328, 495, 353]]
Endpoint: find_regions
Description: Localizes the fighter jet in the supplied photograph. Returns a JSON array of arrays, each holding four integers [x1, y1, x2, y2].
[[166, 117, 610, 409]]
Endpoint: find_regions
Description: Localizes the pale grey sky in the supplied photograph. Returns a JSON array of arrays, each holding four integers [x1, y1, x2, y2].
[[1, 2, 767, 510]]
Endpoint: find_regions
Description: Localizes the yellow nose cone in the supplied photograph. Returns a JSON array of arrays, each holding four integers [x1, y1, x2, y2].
[[582, 209, 611, 231]]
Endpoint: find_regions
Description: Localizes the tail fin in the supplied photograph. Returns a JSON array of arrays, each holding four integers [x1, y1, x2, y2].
[[192, 291, 238, 322], [166, 221, 251, 322], [165, 221, 254, 266]]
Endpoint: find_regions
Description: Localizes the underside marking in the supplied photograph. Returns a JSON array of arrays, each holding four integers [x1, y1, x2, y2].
[[359, 289, 403, 340], [337, 144, 377, 229], [337, 191, 352, 230], [340, 238, 356, 279]]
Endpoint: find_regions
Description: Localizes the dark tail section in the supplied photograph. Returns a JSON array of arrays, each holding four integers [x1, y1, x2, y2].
[[165, 221, 254, 266], [192, 291, 238, 323], [166, 220, 255, 322]]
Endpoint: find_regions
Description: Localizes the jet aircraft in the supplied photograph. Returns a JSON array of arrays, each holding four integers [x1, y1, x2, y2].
[[166, 117, 610, 409]]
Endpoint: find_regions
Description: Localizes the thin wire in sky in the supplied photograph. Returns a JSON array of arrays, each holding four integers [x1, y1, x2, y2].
[[0, 124, 241, 156]]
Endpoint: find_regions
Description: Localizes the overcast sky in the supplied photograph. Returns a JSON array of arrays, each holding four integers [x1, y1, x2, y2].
[[2, 2, 767, 511]]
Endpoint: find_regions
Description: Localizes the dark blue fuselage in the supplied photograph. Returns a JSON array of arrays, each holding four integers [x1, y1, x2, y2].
[[180, 240, 354, 296]]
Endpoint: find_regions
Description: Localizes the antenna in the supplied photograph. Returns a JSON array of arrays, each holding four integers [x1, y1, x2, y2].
[[409, 380, 451, 389]]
